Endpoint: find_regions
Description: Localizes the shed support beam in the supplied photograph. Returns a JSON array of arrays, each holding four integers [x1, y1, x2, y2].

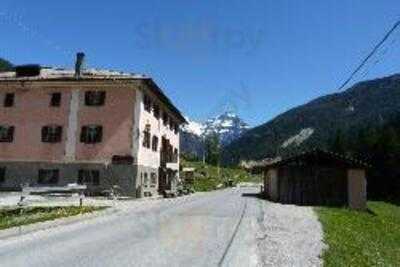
[[267, 168, 279, 201], [347, 169, 367, 210]]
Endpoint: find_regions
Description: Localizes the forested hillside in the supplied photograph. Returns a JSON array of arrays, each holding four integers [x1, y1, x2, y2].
[[0, 58, 13, 72], [223, 73, 400, 165]]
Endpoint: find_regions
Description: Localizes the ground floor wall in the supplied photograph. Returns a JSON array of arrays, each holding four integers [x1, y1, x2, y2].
[[0, 161, 179, 197], [0, 161, 167, 198]]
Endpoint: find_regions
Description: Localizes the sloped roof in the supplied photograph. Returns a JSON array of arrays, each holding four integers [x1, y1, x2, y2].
[[264, 149, 370, 169], [0, 67, 186, 123]]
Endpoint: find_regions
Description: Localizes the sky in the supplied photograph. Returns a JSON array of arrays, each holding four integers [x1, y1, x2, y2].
[[1, 1, 400, 126]]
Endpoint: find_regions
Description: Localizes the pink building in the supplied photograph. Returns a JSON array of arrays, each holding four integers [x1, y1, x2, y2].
[[0, 56, 185, 197]]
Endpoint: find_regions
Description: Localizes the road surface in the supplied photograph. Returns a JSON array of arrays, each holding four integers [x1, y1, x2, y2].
[[0, 188, 263, 267]]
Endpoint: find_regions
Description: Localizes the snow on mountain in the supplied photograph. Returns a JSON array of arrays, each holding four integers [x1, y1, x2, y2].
[[182, 112, 249, 143], [203, 112, 250, 145], [182, 116, 205, 136], [180, 112, 250, 157]]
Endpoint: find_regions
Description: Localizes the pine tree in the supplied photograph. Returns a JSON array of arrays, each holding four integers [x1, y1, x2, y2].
[[0, 58, 13, 72], [205, 133, 220, 166], [330, 129, 346, 154]]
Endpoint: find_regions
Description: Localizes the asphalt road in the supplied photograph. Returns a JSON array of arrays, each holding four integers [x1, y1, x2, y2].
[[0, 188, 263, 267]]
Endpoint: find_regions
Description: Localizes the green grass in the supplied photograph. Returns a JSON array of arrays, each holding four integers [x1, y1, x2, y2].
[[0, 206, 105, 230], [181, 160, 261, 192], [316, 202, 400, 267]]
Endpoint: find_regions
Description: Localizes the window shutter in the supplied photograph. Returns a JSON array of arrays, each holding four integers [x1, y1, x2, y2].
[[96, 126, 103, 143], [78, 170, 84, 184], [8, 126, 14, 142], [0, 167, 6, 183], [92, 171, 100, 185], [84, 92, 90, 106], [51, 170, 59, 184], [38, 170, 44, 184], [56, 126, 62, 142], [99, 92, 106, 105], [42, 127, 48, 142], [80, 127, 88, 143], [51, 93, 61, 107]]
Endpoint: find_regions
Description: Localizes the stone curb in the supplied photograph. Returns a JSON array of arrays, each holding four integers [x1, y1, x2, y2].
[[0, 207, 118, 240]]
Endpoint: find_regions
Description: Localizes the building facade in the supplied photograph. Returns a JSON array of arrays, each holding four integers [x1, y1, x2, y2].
[[0, 65, 185, 197]]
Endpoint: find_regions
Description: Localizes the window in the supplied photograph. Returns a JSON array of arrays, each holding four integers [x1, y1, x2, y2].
[[143, 124, 151, 149], [38, 169, 59, 185], [153, 103, 160, 119], [85, 91, 106, 106], [143, 173, 149, 187], [0, 125, 14, 143], [78, 170, 100, 186], [152, 135, 158, 152], [0, 167, 5, 183], [169, 120, 174, 130], [80, 125, 103, 144], [50, 92, 61, 107], [4, 93, 14, 107], [144, 94, 152, 112], [42, 125, 62, 143], [174, 124, 179, 135], [162, 112, 169, 126], [150, 173, 157, 184], [173, 148, 179, 163]]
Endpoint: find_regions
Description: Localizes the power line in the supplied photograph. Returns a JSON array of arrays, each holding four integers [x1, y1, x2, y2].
[[337, 19, 400, 91]]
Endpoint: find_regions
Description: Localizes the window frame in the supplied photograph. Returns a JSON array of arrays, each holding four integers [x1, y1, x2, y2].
[[50, 92, 62, 107], [4, 93, 15, 107], [80, 125, 103, 144], [0, 167, 5, 184], [151, 135, 159, 151], [142, 125, 151, 149], [143, 172, 149, 187], [173, 148, 179, 163], [144, 94, 152, 112], [41, 125, 63, 143], [78, 169, 100, 186], [162, 112, 169, 126], [174, 124, 179, 135], [150, 172, 157, 184], [0, 125, 14, 143], [38, 169, 59, 185], [153, 103, 160, 119], [84, 91, 106, 106]]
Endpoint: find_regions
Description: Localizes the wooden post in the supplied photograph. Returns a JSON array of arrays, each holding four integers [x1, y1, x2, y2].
[[267, 168, 279, 201], [347, 169, 367, 210]]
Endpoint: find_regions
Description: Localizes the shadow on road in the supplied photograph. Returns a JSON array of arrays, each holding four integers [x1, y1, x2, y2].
[[241, 192, 265, 200]]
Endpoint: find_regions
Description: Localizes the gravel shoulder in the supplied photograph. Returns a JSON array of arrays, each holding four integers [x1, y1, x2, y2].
[[255, 200, 326, 267]]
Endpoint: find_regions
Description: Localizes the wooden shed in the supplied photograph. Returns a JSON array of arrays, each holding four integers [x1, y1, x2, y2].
[[263, 149, 368, 210]]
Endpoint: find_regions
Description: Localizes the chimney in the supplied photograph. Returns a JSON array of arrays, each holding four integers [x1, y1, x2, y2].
[[75, 52, 85, 78]]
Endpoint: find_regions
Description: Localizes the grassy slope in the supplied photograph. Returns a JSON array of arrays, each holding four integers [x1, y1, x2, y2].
[[0, 206, 105, 230], [181, 160, 260, 192], [317, 202, 400, 267]]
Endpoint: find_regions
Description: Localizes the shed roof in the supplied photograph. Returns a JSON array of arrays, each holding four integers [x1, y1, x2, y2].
[[264, 149, 370, 169]]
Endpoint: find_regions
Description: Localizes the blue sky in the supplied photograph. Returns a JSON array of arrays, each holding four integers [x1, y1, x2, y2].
[[1, 1, 400, 126]]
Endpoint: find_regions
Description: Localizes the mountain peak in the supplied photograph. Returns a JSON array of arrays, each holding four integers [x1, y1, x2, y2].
[[180, 111, 250, 157]]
